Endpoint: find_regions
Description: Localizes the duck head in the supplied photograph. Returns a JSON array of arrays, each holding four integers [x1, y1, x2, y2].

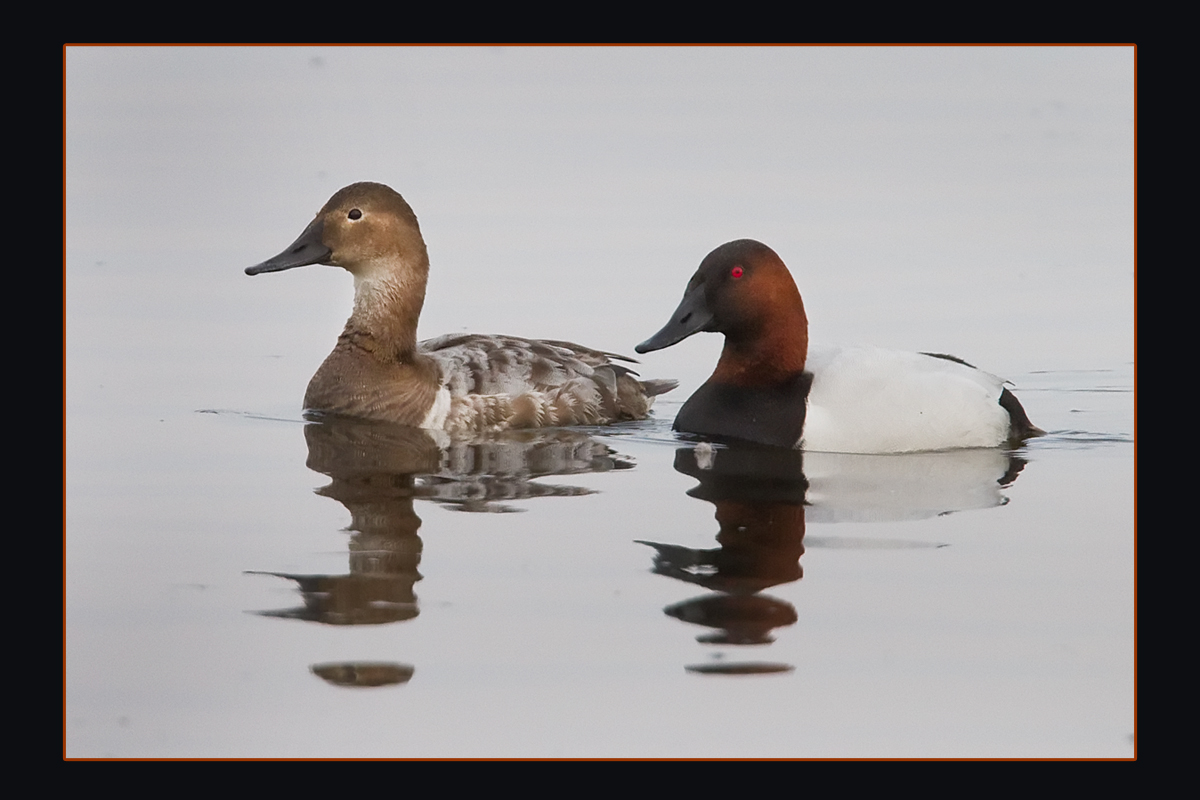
[[636, 239, 809, 384], [245, 182, 428, 284], [245, 182, 432, 355]]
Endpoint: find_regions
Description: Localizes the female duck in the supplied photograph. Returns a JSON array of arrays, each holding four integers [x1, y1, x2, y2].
[[246, 182, 675, 432], [635, 239, 1042, 453]]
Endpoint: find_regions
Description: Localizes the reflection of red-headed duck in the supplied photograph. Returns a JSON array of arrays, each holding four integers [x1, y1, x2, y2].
[[247, 182, 675, 432], [636, 239, 1042, 453]]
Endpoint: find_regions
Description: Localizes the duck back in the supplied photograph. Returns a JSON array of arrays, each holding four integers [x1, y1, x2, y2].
[[421, 334, 675, 433]]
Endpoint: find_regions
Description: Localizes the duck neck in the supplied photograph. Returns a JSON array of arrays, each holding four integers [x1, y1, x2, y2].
[[710, 310, 809, 387], [339, 260, 427, 361]]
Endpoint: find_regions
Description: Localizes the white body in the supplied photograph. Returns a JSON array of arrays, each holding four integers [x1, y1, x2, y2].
[[799, 346, 1012, 454]]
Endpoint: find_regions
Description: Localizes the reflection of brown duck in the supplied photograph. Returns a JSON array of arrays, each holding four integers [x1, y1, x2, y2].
[[253, 570, 420, 626], [251, 417, 638, 625], [423, 428, 634, 513], [250, 422, 433, 625], [251, 416, 642, 686], [311, 662, 414, 688]]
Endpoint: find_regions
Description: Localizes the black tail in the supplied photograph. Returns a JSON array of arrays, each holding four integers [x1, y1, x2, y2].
[[999, 388, 1045, 443]]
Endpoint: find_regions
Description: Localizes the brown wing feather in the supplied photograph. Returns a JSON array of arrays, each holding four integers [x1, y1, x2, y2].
[[419, 334, 675, 432]]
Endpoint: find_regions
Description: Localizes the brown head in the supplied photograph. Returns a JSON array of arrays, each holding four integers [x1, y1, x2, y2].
[[636, 240, 809, 386], [246, 182, 431, 355], [246, 182, 427, 277]]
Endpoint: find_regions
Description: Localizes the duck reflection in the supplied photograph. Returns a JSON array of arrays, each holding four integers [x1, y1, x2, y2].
[[250, 414, 633, 687], [250, 422, 438, 629], [640, 444, 808, 675], [643, 442, 1029, 675], [310, 662, 415, 688]]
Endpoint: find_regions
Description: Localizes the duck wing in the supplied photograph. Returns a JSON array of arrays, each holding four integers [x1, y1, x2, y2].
[[418, 334, 675, 432]]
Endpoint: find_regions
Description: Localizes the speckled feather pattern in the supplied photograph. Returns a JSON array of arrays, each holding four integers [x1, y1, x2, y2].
[[421, 334, 671, 433]]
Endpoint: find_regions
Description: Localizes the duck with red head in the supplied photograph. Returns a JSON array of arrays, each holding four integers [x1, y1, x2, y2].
[[636, 239, 1042, 453]]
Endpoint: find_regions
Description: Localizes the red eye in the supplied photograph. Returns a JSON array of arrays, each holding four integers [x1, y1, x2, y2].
[[731, 266, 744, 279]]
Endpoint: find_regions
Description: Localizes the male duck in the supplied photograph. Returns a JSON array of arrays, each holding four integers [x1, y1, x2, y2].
[[246, 182, 675, 432], [635, 239, 1043, 453]]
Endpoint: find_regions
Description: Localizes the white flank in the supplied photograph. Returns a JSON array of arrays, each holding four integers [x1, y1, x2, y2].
[[799, 346, 1010, 453]]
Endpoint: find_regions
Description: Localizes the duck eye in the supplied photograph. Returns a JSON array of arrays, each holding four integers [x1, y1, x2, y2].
[[348, 208, 363, 220], [730, 266, 744, 279]]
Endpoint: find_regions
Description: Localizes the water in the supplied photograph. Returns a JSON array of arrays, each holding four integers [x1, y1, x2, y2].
[[66, 46, 1134, 758]]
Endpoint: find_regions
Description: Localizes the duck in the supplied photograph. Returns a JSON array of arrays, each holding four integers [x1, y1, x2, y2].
[[246, 182, 676, 432], [634, 239, 1043, 453]]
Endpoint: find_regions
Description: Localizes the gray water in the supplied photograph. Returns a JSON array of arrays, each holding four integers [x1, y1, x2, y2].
[[66, 46, 1134, 758]]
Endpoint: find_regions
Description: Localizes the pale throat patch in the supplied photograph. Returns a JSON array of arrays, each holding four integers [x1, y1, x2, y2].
[[420, 386, 452, 429]]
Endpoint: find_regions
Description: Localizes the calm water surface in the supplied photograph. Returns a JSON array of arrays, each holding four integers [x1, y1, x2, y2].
[[66, 46, 1134, 757]]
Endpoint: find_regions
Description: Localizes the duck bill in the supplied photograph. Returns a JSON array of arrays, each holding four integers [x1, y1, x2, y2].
[[635, 282, 714, 353], [245, 218, 332, 275]]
